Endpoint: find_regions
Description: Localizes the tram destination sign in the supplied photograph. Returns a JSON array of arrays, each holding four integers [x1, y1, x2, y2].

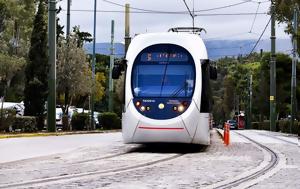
[[141, 52, 188, 62]]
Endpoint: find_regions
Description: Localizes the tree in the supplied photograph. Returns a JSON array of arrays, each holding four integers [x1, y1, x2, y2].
[[72, 25, 92, 47], [260, 53, 299, 119], [223, 75, 235, 118], [0, 54, 25, 97], [0, 0, 36, 103], [0, 0, 35, 56], [0, 1, 8, 34], [274, 0, 300, 54], [56, 6, 64, 41], [57, 35, 106, 130], [0, 53, 25, 129], [24, 0, 48, 130]]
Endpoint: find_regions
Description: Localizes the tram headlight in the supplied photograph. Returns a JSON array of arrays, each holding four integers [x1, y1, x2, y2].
[[140, 106, 146, 112], [178, 105, 185, 112], [173, 106, 178, 111], [182, 101, 188, 107], [135, 101, 141, 107], [158, 103, 165, 109]]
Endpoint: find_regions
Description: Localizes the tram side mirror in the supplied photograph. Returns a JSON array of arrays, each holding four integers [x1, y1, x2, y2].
[[210, 66, 217, 80], [112, 65, 121, 79], [112, 58, 127, 79]]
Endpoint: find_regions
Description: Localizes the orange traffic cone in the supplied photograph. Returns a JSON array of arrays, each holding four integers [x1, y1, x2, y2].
[[224, 123, 230, 146], [223, 123, 227, 144]]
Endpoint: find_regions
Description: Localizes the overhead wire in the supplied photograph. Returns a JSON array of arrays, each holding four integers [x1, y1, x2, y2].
[[249, 2, 261, 33], [182, 0, 194, 18], [247, 17, 272, 58], [240, 0, 270, 3], [61, 9, 267, 16], [65, 0, 272, 59], [102, 0, 255, 13]]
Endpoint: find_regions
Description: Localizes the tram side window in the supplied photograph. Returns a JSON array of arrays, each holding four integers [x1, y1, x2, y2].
[[200, 60, 211, 113]]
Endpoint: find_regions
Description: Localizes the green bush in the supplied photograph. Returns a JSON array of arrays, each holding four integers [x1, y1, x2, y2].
[[253, 120, 298, 134], [100, 112, 121, 130], [278, 120, 298, 134], [251, 121, 277, 131], [261, 121, 271, 131], [71, 113, 89, 130], [292, 121, 298, 134], [0, 109, 16, 132], [13, 116, 37, 132], [278, 120, 290, 133], [251, 122, 259, 130]]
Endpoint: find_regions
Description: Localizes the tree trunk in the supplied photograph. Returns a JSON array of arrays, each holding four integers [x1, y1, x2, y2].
[[0, 84, 6, 131], [62, 87, 70, 131]]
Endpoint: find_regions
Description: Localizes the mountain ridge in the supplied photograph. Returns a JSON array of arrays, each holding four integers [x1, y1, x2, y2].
[[84, 38, 292, 60]]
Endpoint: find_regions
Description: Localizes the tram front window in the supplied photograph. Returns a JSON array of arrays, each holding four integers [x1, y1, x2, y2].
[[132, 44, 195, 98]]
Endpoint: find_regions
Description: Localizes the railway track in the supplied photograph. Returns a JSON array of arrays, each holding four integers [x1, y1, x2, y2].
[[254, 131, 298, 146], [208, 131, 281, 189], [0, 144, 207, 189]]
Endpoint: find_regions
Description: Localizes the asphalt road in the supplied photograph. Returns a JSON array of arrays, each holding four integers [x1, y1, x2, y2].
[[0, 132, 124, 163]]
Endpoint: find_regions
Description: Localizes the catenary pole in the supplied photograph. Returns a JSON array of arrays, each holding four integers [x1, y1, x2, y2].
[[249, 74, 252, 129], [109, 20, 115, 112], [291, 5, 298, 134], [270, 0, 276, 132], [47, 0, 57, 132], [67, 0, 71, 36], [65, 0, 71, 130], [125, 4, 131, 54], [90, 0, 97, 130]]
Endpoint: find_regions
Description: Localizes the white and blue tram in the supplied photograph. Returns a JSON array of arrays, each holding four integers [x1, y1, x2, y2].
[[113, 30, 216, 145]]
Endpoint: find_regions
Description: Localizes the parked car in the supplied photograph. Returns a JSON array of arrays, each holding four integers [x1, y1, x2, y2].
[[226, 119, 238, 130], [2, 101, 24, 116]]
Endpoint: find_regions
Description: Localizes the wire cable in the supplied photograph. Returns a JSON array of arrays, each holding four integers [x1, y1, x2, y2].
[[249, 2, 261, 33], [62, 9, 268, 16], [240, 0, 270, 3], [102, 0, 254, 13], [247, 17, 271, 57], [182, 0, 194, 18]]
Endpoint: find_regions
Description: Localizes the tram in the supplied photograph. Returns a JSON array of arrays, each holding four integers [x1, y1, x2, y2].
[[113, 28, 216, 145]]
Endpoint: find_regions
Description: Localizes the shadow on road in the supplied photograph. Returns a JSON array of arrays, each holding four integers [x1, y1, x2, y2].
[[127, 143, 208, 154]]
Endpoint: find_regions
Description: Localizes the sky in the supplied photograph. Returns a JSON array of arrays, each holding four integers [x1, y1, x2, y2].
[[57, 0, 290, 43]]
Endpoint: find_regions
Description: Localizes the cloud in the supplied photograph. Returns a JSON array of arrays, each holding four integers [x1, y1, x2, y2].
[[57, 0, 289, 42]]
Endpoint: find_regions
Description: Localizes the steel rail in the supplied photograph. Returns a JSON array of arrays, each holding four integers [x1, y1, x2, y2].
[[214, 131, 279, 189], [0, 147, 201, 189]]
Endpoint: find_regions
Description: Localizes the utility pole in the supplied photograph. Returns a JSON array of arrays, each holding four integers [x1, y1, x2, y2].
[[109, 20, 115, 112], [248, 74, 253, 129], [90, 0, 97, 130], [259, 49, 264, 122], [66, 0, 71, 37], [270, 0, 276, 132], [125, 4, 131, 54], [65, 0, 71, 130], [47, 0, 57, 132], [291, 5, 298, 134]]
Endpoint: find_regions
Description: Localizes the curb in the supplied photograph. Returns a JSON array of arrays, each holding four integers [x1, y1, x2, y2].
[[215, 128, 224, 139]]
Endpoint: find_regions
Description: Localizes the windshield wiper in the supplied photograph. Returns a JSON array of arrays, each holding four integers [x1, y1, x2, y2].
[[171, 81, 188, 97], [159, 50, 171, 97]]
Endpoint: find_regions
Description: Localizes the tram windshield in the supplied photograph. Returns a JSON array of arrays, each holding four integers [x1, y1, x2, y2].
[[132, 44, 195, 98]]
